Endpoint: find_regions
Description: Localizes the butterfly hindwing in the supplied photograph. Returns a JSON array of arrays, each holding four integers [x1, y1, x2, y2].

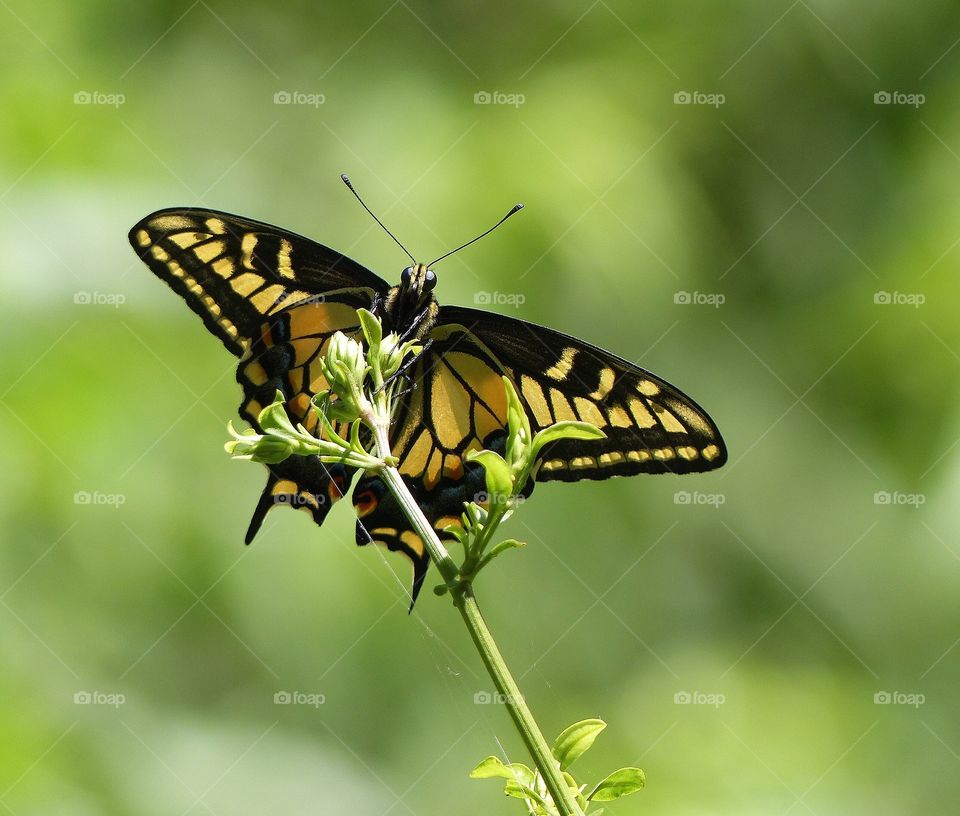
[[355, 322, 534, 604], [246, 458, 352, 544], [237, 295, 366, 431]]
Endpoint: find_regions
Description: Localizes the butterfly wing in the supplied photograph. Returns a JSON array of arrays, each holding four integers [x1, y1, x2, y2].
[[440, 306, 727, 479], [129, 208, 388, 541], [355, 306, 726, 603], [129, 207, 386, 354]]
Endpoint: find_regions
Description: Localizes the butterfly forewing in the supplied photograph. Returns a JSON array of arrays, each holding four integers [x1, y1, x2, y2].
[[129, 208, 388, 546], [438, 306, 727, 480], [129, 207, 386, 355]]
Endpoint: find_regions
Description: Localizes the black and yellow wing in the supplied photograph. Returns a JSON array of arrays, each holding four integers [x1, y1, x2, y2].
[[355, 306, 726, 601], [441, 306, 727, 479], [130, 207, 386, 355], [129, 208, 386, 542]]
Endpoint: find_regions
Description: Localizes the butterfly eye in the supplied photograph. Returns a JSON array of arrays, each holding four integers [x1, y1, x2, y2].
[[424, 269, 437, 290], [401, 266, 413, 285]]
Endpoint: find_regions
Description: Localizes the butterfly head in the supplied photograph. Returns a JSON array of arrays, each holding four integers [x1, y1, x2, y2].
[[382, 263, 439, 339], [400, 263, 437, 297]]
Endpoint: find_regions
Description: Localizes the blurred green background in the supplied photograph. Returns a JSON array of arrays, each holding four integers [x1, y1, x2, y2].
[[2, 1, 959, 813]]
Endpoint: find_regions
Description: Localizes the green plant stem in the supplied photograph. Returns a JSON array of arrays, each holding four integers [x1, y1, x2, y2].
[[454, 585, 584, 816], [371, 423, 460, 585], [372, 426, 585, 816]]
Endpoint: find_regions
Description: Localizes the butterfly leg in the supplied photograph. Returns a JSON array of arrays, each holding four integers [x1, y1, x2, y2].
[[398, 304, 435, 343], [374, 339, 434, 397]]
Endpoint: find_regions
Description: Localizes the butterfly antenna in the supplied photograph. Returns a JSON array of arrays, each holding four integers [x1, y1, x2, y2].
[[429, 203, 524, 267], [341, 174, 416, 264]]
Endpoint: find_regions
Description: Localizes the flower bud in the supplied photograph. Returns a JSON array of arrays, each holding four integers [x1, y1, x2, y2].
[[503, 377, 532, 474], [316, 332, 370, 421], [378, 332, 405, 381], [325, 332, 367, 388], [378, 333, 422, 382], [224, 422, 298, 464]]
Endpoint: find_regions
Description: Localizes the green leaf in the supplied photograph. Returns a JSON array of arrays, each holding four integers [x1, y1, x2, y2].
[[465, 449, 513, 503], [561, 771, 586, 808], [552, 719, 606, 770], [470, 756, 511, 779], [476, 538, 525, 571], [503, 780, 533, 799], [485, 538, 526, 558], [530, 422, 606, 463], [255, 391, 298, 436], [357, 308, 382, 349], [469, 757, 534, 786], [503, 780, 551, 812], [587, 767, 645, 802]]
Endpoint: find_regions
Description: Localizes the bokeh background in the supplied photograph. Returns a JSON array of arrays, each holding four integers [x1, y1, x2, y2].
[[2, 1, 959, 813]]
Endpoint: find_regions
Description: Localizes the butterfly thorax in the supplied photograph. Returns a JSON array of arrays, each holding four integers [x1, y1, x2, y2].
[[378, 263, 440, 341]]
